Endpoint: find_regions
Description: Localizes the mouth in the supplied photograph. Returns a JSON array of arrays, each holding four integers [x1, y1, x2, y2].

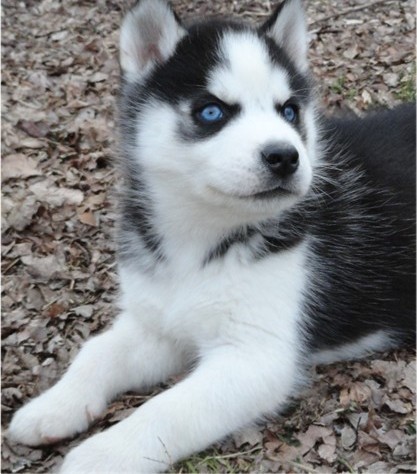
[[207, 183, 296, 201], [241, 184, 294, 199]]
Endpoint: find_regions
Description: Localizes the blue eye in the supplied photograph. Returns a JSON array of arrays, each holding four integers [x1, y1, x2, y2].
[[198, 104, 224, 123], [282, 104, 298, 123]]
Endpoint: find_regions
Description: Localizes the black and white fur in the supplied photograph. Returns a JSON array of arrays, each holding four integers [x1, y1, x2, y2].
[[9, 1, 416, 472]]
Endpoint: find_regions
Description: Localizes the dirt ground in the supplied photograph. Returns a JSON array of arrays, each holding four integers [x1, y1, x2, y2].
[[1, 0, 415, 472]]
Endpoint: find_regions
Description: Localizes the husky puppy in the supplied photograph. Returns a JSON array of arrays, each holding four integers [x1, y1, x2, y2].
[[9, 0, 415, 472]]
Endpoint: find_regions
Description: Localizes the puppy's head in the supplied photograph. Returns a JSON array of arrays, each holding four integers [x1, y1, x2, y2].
[[119, 0, 318, 224]]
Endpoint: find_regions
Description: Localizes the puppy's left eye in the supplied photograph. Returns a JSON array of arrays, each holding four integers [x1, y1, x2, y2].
[[197, 104, 224, 123], [282, 104, 298, 123]]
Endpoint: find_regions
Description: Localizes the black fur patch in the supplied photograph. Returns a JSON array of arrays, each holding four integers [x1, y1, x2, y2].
[[305, 105, 416, 349]]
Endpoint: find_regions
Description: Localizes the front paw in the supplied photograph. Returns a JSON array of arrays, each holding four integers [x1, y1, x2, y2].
[[60, 430, 169, 474], [8, 386, 106, 447]]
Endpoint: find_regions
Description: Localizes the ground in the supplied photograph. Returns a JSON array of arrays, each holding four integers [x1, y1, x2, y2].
[[1, 0, 415, 473]]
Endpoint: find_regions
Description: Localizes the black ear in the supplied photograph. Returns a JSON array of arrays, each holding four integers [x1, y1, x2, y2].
[[260, 0, 309, 71], [120, 0, 186, 82]]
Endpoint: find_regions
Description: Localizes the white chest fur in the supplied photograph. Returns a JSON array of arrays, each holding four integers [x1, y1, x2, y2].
[[118, 240, 309, 354]]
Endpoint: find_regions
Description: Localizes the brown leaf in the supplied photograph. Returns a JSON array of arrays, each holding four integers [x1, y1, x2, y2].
[[343, 44, 359, 59], [2, 154, 41, 181], [341, 425, 357, 450], [401, 361, 416, 392], [17, 120, 49, 138], [30, 180, 84, 207], [21, 254, 66, 280], [357, 430, 380, 455], [4, 195, 40, 231], [46, 303, 66, 318], [19, 137, 45, 149], [361, 89, 372, 105], [297, 425, 333, 455], [78, 210, 97, 226], [317, 437, 337, 463], [383, 397, 412, 414], [341, 381, 372, 407], [73, 305, 94, 319], [376, 429, 403, 449], [89, 72, 108, 83], [366, 461, 391, 473], [371, 360, 407, 390]]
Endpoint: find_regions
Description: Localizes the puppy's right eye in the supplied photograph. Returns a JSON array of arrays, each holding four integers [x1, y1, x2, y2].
[[196, 104, 224, 123]]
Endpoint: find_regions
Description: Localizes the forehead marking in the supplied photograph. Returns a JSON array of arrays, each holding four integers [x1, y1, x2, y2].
[[208, 31, 292, 106]]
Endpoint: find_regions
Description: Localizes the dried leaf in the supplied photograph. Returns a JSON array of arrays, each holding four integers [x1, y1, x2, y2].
[[73, 305, 94, 319], [383, 397, 412, 414], [376, 429, 403, 449], [233, 426, 263, 448], [2, 154, 41, 181], [78, 210, 97, 226], [19, 137, 45, 149], [17, 120, 49, 138], [401, 361, 416, 392], [317, 437, 337, 463], [46, 303, 66, 318], [297, 425, 333, 455], [5, 195, 40, 231], [21, 254, 66, 280], [361, 89, 372, 104], [340, 425, 357, 450], [30, 180, 84, 207]]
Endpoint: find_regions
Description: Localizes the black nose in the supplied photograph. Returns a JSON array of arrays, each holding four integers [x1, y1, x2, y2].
[[261, 143, 299, 178]]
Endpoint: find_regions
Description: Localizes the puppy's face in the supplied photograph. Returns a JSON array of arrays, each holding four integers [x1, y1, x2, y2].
[[120, 0, 317, 221]]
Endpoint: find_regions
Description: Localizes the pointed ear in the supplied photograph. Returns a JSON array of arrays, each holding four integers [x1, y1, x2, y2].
[[260, 0, 309, 72], [120, 0, 186, 82]]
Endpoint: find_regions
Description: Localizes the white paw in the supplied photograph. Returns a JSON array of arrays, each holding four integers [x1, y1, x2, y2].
[[60, 429, 169, 474], [8, 385, 106, 446]]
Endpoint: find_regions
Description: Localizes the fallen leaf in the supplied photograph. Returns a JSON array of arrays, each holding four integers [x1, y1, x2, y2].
[[73, 305, 94, 319], [5, 195, 40, 231], [366, 461, 390, 473], [2, 154, 41, 181], [297, 425, 333, 455], [376, 429, 404, 449], [19, 137, 45, 149], [401, 361, 416, 392], [317, 437, 337, 463], [78, 210, 97, 226], [21, 254, 66, 280], [46, 303, 66, 318], [357, 430, 380, 456], [361, 89, 372, 105], [341, 425, 357, 450], [17, 120, 49, 138], [343, 44, 359, 59], [30, 180, 84, 207], [383, 397, 412, 414], [233, 426, 263, 448]]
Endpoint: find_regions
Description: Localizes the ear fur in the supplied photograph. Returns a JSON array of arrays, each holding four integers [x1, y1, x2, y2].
[[260, 0, 309, 72], [120, 0, 186, 82]]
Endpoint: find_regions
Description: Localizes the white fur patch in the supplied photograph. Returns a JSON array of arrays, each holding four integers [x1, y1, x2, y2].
[[312, 330, 394, 365], [210, 31, 292, 106]]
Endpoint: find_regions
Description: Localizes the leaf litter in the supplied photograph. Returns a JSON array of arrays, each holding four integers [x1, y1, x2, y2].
[[1, 0, 415, 472]]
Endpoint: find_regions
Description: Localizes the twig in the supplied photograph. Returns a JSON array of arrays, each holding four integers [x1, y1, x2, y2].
[[207, 446, 261, 460], [287, 460, 320, 473], [2, 258, 20, 274], [309, 0, 398, 27]]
